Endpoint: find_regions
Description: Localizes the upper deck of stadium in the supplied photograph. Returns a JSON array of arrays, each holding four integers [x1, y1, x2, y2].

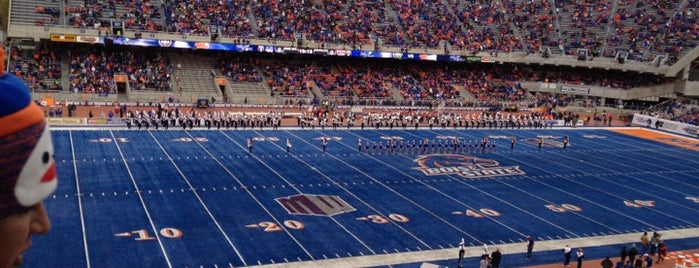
[[7, 0, 698, 65]]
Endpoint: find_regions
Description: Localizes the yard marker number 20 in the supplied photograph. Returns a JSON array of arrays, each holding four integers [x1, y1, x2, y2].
[[246, 220, 306, 232]]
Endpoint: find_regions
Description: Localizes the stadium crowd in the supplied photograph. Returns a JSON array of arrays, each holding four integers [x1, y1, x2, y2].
[[645, 98, 699, 125], [14, 43, 675, 105], [7, 44, 63, 92], [26, 0, 697, 64], [66, 45, 173, 93]]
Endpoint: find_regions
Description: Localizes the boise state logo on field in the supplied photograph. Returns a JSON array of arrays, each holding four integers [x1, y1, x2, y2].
[[414, 154, 524, 179]]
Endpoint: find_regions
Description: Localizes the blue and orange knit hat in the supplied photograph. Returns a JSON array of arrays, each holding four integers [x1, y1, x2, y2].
[[0, 47, 57, 220]]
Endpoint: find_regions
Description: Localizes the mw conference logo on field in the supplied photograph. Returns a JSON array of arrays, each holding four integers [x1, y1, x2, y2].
[[414, 154, 524, 179]]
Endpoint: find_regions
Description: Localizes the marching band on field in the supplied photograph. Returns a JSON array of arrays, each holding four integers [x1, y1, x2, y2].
[[357, 136, 497, 155], [125, 108, 284, 130], [122, 108, 566, 153], [296, 110, 554, 130], [125, 106, 554, 131]]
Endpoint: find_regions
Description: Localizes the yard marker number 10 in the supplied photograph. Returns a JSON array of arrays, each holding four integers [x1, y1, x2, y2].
[[114, 228, 183, 241]]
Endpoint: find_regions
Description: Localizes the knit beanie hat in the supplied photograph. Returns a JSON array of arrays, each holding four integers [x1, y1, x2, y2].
[[0, 47, 57, 220]]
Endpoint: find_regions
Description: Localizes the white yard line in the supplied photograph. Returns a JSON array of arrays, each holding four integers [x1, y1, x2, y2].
[[69, 130, 91, 267], [109, 130, 173, 268]]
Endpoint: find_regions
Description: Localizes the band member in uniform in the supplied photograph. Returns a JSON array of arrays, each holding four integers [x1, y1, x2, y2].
[[358, 138, 362, 152], [563, 136, 569, 149], [247, 138, 253, 153], [286, 138, 292, 153], [538, 137, 543, 150], [322, 137, 328, 153], [511, 136, 517, 150]]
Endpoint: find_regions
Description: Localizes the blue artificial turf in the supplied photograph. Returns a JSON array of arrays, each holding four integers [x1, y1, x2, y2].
[[23, 128, 699, 267]]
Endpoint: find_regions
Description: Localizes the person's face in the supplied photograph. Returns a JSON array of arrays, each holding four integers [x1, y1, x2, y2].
[[0, 203, 51, 268]]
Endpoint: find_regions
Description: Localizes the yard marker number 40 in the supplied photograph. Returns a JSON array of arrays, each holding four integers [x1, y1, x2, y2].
[[452, 208, 501, 218]]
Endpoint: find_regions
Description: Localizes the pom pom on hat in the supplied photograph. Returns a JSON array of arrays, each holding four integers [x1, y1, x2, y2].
[[0, 46, 57, 220]]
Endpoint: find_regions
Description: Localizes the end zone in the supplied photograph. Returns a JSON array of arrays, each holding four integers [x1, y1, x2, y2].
[[610, 128, 699, 152]]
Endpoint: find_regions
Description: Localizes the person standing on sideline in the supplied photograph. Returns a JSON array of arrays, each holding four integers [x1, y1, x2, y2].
[[649, 232, 660, 256], [490, 247, 502, 268], [563, 244, 572, 267], [457, 239, 465, 268], [576, 248, 584, 268], [600, 256, 614, 268], [563, 136, 569, 149], [525, 235, 534, 260], [286, 138, 292, 153], [640, 232, 650, 253], [0, 48, 58, 268], [643, 253, 653, 267], [247, 138, 253, 153], [656, 240, 667, 263], [628, 244, 638, 264], [322, 137, 328, 153], [510, 136, 516, 150], [479, 254, 490, 268], [620, 246, 628, 264]]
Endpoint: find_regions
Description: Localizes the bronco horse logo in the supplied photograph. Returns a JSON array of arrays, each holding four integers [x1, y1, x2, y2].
[[414, 154, 525, 179]]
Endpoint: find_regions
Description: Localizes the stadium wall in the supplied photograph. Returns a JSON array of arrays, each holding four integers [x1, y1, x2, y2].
[[521, 82, 676, 100], [632, 113, 699, 138], [684, 81, 699, 96]]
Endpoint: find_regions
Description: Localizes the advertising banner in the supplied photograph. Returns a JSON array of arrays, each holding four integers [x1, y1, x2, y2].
[[632, 114, 699, 137]]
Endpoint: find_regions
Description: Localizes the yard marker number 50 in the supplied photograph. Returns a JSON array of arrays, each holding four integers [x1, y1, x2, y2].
[[545, 204, 582, 213]]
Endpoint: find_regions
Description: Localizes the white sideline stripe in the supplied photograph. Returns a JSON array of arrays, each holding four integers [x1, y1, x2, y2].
[[245, 227, 699, 268]]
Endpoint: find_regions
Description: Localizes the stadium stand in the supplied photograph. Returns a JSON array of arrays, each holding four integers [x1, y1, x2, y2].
[[5, 41, 683, 107], [8, 44, 63, 92], [3, 0, 698, 109], [644, 97, 699, 125], [4, 1, 699, 268], [8, 0, 697, 62]]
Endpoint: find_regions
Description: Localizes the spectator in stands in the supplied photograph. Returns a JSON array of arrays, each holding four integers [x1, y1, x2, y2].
[[0, 48, 57, 268]]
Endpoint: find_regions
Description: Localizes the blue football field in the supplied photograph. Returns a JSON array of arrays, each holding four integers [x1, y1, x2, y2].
[[24, 127, 699, 268]]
